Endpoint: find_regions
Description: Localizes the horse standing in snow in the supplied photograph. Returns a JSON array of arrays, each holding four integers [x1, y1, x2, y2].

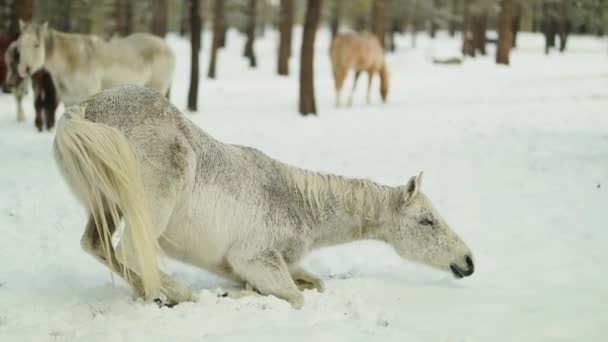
[[15, 21, 174, 106], [330, 32, 389, 107], [54, 86, 474, 308], [3, 41, 59, 131]]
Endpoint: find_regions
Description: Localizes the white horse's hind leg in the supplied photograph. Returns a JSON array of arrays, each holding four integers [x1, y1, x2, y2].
[[114, 196, 195, 305], [227, 249, 304, 309], [289, 266, 325, 292], [80, 212, 147, 296], [81, 212, 195, 305]]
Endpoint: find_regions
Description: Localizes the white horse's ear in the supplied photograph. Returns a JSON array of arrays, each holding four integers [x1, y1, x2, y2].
[[19, 19, 26, 32], [404, 175, 420, 203], [416, 171, 424, 188]]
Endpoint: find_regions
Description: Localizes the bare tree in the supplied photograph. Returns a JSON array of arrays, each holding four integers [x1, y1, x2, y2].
[[151, 0, 168, 37], [496, 0, 513, 65], [330, 0, 342, 42], [277, 0, 293, 75], [243, 0, 257, 67], [449, 0, 459, 37], [208, 0, 224, 79], [462, 0, 475, 56], [188, 0, 202, 111], [115, 0, 133, 36], [299, 0, 322, 116], [371, 0, 385, 48], [557, 0, 570, 52], [9, 0, 33, 36]]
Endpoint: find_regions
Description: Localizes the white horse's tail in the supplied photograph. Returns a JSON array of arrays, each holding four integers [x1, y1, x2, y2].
[[54, 105, 161, 299]]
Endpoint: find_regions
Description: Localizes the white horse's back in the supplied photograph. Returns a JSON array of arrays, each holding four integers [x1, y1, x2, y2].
[[17, 22, 175, 106]]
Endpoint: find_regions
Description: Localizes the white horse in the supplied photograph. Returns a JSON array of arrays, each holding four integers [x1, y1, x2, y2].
[[15, 21, 174, 106], [53, 86, 475, 308], [3, 41, 30, 123]]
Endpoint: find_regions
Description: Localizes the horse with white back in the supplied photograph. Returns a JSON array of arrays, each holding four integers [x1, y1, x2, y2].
[[15, 21, 174, 106], [53, 86, 475, 308]]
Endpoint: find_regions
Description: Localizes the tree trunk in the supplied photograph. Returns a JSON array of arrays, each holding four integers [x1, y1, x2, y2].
[[277, 0, 293, 75], [330, 0, 342, 43], [188, 0, 202, 111], [9, 0, 33, 36], [472, 13, 487, 55], [219, 26, 227, 48], [371, 0, 385, 49], [496, 0, 513, 65], [115, 0, 133, 36], [299, 0, 321, 116], [151, 0, 168, 37], [448, 0, 458, 37], [462, 0, 475, 57], [429, 0, 440, 38], [180, 0, 191, 36], [511, 0, 521, 48], [558, 0, 569, 52], [208, 0, 224, 78], [243, 0, 257, 67]]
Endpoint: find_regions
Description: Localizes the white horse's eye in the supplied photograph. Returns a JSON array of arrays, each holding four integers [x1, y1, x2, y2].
[[419, 219, 433, 226]]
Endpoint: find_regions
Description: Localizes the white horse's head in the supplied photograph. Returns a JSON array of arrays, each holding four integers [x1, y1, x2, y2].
[[16, 20, 47, 77], [385, 173, 475, 279]]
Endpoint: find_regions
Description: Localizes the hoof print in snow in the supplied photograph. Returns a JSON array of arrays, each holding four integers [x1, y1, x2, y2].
[[154, 298, 177, 308]]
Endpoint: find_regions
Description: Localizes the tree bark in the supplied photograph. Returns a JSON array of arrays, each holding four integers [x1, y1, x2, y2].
[[330, 0, 342, 43], [448, 0, 458, 37], [9, 0, 33, 36], [371, 0, 385, 49], [277, 0, 293, 75], [243, 0, 257, 67], [462, 0, 475, 57], [115, 0, 133, 36], [496, 0, 513, 65], [187, 0, 202, 111], [558, 0, 569, 52], [151, 0, 168, 37], [299, 0, 322, 116], [472, 13, 487, 55], [208, 0, 224, 78], [511, 0, 521, 48]]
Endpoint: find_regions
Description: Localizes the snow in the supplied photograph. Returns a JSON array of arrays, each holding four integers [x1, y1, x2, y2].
[[1, 28, 607, 341]]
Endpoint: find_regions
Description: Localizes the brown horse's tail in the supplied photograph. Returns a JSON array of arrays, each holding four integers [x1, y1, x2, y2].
[[379, 62, 389, 103]]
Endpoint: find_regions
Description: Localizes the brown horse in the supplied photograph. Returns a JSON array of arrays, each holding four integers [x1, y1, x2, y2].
[[330, 32, 389, 107], [3, 38, 59, 131]]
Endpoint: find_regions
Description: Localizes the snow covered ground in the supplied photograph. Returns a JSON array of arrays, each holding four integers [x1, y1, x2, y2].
[[1, 29, 607, 341]]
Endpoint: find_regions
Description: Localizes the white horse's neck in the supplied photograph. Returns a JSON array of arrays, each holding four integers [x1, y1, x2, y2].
[[288, 167, 398, 249]]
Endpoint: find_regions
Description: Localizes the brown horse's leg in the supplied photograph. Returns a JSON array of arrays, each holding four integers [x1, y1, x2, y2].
[[333, 67, 347, 107], [348, 71, 361, 107], [366, 71, 374, 105], [34, 95, 44, 132], [44, 93, 59, 130]]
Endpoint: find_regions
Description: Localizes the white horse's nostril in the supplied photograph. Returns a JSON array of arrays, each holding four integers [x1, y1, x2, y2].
[[465, 255, 474, 269]]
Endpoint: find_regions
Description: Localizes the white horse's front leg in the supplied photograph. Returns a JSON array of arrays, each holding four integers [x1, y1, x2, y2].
[[227, 248, 304, 309], [289, 266, 325, 292]]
